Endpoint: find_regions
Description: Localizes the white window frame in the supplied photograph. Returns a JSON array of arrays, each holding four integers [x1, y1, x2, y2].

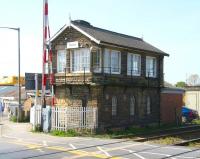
[[130, 96, 135, 116], [71, 48, 90, 73], [57, 50, 66, 73], [93, 49, 102, 73], [127, 53, 141, 76], [147, 96, 151, 115], [104, 49, 121, 74], [146, 56, 157, 78], [112, 96, 117, 116]]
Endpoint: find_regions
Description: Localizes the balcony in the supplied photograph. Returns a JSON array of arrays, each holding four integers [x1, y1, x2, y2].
[[54, 67, 162, 88]]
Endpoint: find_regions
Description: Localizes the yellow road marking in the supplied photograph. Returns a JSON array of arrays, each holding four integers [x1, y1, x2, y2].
[[8, 140, 122, 159]]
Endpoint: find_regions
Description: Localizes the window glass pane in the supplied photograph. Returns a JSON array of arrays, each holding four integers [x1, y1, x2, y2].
[[104, 49, 110, 73], [127, 53, 141, 76], [104, 49, 120, 74], [146, 57, 157, 77], [71, 48, 90, 72], [57, 50, 66, 73], [93, 49, 101, 73], [111, 51, 119, 73], [127, 54, 132, 75]]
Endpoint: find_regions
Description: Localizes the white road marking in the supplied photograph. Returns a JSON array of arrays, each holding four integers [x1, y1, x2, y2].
[[122, 147, 196, 159], [42, 140, 48, 146], [144, 143, 159, 147], [141, 151, 170, 156], [121, 148, 135, 153], [37, 148, 45, 153], [133, 153, 146, 159], [17, 138, 22, 142], [176, 156, 198, 159], [69, 143, 76, 149], [97, 146, 111, 157], [105, 143, 143, 152], [163, 146, 191, 151], [2, 135, 22, 140]]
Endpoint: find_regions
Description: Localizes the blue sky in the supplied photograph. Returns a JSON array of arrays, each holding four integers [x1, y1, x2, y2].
[[0, 0, 199, 84]]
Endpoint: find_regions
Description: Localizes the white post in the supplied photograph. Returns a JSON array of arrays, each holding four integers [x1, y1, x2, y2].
[[34, 74, 38, 106], [33, 74, 38, 129]]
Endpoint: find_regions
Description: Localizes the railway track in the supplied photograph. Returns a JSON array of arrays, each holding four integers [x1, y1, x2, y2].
[[114, 125, 200, 140], [123, 125, 200, 147], [134, 127, 200, 142], [174, 137, 200, 146]]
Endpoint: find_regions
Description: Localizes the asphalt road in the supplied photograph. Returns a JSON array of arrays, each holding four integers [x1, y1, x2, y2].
[[0, 117, 200, 159], [1, 133, 200, 159]]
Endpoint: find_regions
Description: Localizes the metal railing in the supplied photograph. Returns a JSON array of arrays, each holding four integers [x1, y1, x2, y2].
[[54, 66, 162, 86]]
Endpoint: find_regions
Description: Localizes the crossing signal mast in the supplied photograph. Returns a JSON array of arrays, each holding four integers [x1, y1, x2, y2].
[[42, 0, 55, 107]]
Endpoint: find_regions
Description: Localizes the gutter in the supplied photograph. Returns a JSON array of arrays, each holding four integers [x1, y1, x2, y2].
[[100, 41, 169, 56]]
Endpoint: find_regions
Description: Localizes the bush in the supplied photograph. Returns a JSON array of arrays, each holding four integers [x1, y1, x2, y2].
[[10, 116, 30, 123], [32, 124, 42, 132], [51, 129, 78, 137], [10, 116, 17, 122], [192, 119, 200, 125]]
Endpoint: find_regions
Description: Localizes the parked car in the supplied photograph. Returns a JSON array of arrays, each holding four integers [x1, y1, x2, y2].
[[182, 106, 199, 122]]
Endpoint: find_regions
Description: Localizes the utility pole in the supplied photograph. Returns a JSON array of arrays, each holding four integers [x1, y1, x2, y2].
[[0, 27, 21, 122]]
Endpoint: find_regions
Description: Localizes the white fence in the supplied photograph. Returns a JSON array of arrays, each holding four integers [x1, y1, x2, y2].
[[51, 107, 98, 131], [30, 105, 42, 126], [30, 106, 98, 131]]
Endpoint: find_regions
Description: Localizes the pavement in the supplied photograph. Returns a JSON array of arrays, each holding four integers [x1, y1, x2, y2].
[[0, 115, 200, 159]]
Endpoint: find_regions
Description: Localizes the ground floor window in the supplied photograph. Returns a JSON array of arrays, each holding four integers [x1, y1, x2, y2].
[[130, 96, 135, 116], [147, 96, 151, 115], [112, 96, 117, 116]]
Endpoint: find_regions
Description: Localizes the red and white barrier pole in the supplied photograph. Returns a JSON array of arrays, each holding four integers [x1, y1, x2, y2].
[[42, 0, 48, 107], [42, 0, 55, 106]]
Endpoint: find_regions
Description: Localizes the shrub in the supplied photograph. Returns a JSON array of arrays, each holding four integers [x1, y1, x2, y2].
[[10, 116, 17, 122], [32, 124, 42, 132], [51, 129, 78, 137]]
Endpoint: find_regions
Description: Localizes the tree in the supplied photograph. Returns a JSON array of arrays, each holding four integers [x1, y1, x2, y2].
[[187, 74, 200, 86], [175, 81, 187, 88]]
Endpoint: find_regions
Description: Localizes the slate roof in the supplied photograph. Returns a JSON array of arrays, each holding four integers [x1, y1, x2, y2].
[[51, 20, 169, 56], [71, 21, 168, 56]]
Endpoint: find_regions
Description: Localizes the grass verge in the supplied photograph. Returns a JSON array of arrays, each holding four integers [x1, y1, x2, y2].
[[191, 119, 200, 125], [49, 123, 180, 138], [51, 129, 79, 137], [151, 137, 182, 145]]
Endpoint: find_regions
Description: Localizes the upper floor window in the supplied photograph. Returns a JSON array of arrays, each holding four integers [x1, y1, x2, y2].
[[57, 50, 66, 73], [146, 56, 157, 78], [127, 53, 141, 76], [130, 96, 136, 116], [93, 49, 102, 73], [112, 96, 117, 116], [71, 48, 90, 73], [104, 49, 121, 74]]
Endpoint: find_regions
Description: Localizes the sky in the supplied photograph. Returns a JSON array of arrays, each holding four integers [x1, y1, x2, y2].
[[0, 0, 200, 84]]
